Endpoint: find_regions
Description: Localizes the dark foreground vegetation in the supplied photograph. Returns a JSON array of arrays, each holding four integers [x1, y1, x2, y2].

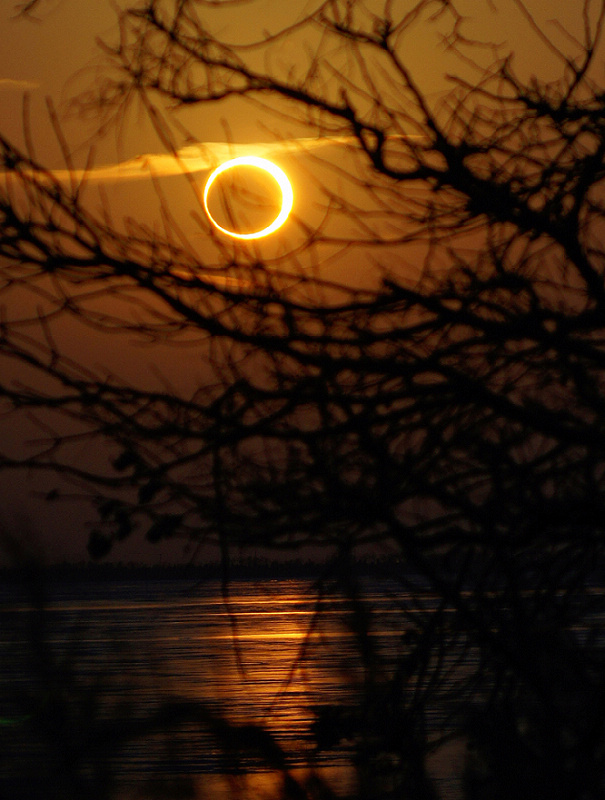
[[3, 0, 605, 797]]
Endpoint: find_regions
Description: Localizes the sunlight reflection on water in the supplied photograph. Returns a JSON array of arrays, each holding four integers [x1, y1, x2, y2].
[[0, 577, 464, 799]]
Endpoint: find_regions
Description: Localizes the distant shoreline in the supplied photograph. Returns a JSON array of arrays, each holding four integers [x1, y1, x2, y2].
[[0, 556, 408, 584]]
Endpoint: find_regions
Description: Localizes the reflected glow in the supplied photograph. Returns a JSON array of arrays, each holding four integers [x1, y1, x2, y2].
[[203, 156, 294, 239]]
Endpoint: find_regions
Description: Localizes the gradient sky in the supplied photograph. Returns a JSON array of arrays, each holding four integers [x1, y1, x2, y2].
[[0, 0, 593, 166], [0, 0, 601, 563]]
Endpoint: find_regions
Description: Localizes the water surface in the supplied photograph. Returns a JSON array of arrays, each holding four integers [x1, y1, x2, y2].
[[0, 576, 464, 799]]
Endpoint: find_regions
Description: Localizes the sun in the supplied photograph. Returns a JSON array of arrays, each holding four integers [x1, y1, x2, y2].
[[203, 156, 294, 240]]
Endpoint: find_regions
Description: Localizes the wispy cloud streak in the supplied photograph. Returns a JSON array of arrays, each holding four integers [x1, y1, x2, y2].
[[0, 78, 40, 91], [15, 135, 420, 184]]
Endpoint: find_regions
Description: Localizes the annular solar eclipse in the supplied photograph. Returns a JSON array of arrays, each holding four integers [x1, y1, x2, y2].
[[203, 156, 294, 240]]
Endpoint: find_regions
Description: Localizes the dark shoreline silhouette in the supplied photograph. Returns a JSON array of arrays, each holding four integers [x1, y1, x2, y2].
[[0, 555, 402, 584]]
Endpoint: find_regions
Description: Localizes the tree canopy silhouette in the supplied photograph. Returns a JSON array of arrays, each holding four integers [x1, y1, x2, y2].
[[3, 1, 605, 796]]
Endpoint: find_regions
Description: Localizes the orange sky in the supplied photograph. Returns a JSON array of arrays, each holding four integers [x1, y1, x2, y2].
[[0, 0, 602, 562], [0, 0, 596, 166], [1, 0, 597, 261]]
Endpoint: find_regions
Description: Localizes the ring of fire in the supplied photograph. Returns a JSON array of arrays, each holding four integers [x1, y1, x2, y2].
[[203, 156, 294, 240]]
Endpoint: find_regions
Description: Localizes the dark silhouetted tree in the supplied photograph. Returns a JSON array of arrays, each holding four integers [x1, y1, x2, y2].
[[3, 1, 605, 797]]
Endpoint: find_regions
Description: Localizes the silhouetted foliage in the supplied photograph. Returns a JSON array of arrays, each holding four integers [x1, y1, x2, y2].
[[3, 1, 605, 797]]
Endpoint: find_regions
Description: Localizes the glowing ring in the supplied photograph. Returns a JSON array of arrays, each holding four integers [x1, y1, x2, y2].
[[203, 156, 294, 240]]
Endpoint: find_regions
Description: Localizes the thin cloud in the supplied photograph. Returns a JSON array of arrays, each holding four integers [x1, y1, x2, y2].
[[0, 78, 40, 91], [13, 135, 422, 184], [35, 137, 356, 184]]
